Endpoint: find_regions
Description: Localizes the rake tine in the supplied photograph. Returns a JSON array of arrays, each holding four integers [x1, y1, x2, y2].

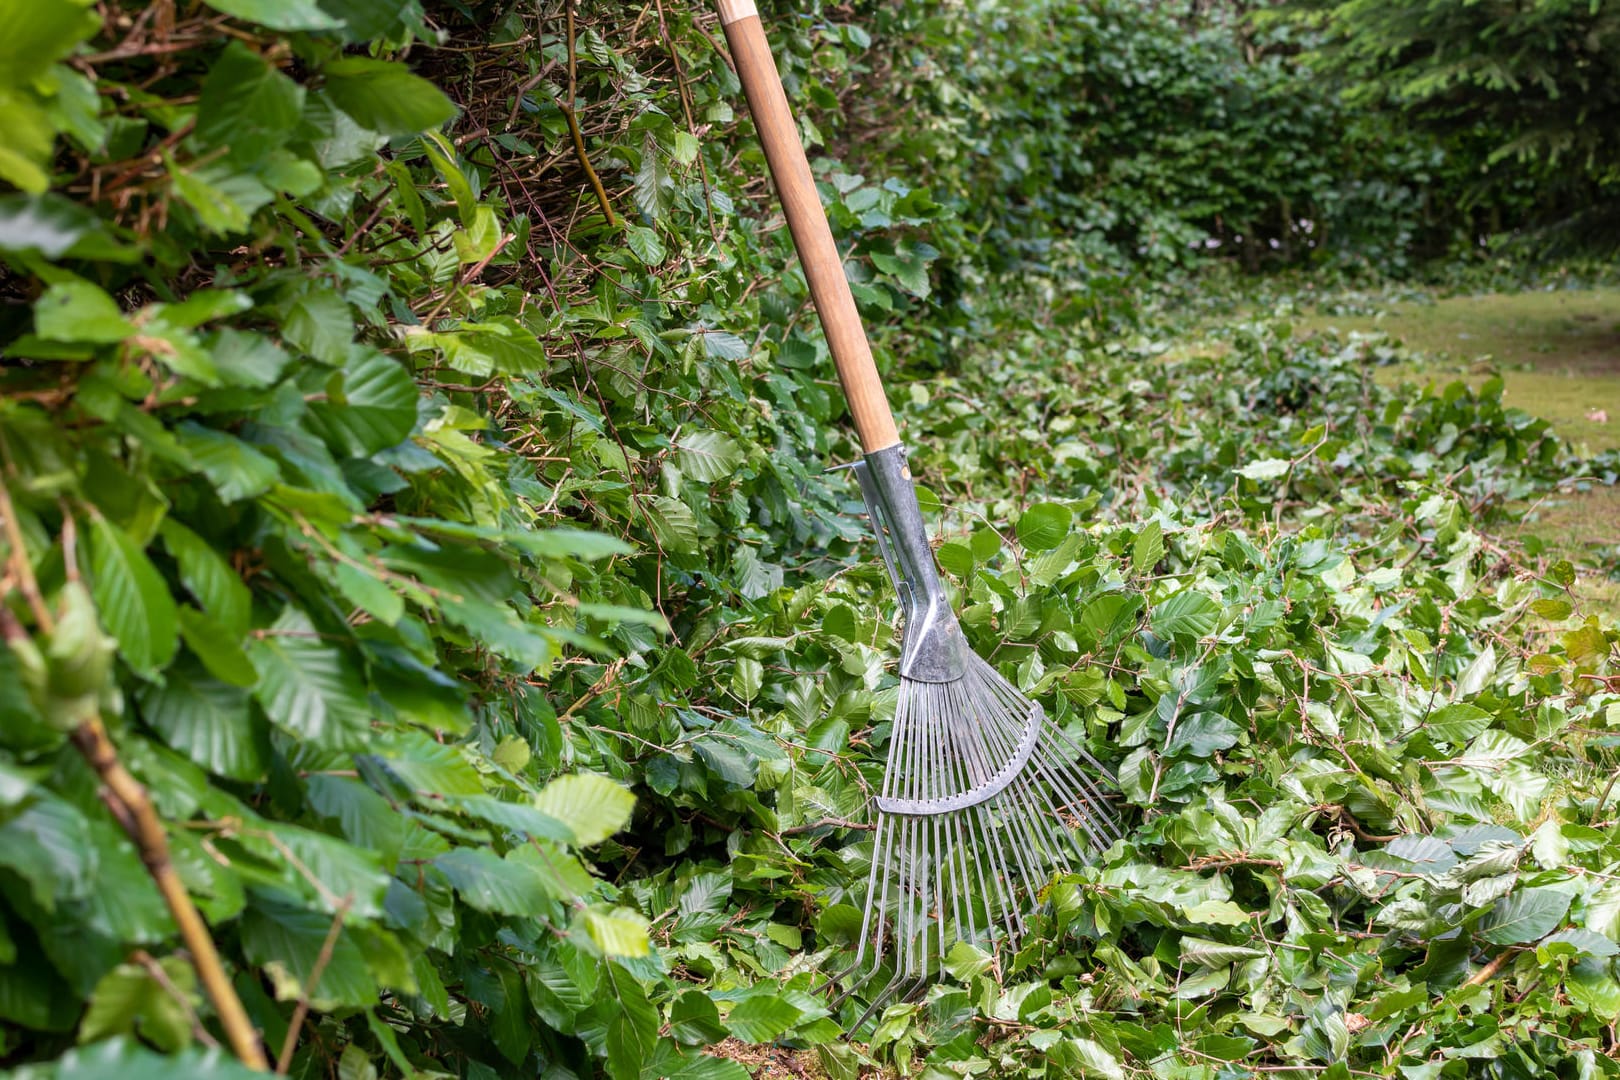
[[1032, 722, 1124, 847], [933, 689, 967, 963], [954, 705, 1022, 945], [851, 969, 908, 1033], [967, 693, 1051, 901]]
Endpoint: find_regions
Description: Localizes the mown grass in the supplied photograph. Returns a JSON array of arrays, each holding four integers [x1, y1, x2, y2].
[[1297, 289, 1620, 451], [1297, 288, 1620, 615]]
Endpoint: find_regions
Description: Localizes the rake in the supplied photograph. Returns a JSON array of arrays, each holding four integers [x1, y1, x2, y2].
[[717, 0, 1122, 1018]]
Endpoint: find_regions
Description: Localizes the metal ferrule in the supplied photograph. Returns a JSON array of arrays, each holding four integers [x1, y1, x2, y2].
[[850, 445, 967, 683]]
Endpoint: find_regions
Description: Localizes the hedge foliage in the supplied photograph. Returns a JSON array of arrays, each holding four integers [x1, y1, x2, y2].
[[2, 1, 1618, 1078]]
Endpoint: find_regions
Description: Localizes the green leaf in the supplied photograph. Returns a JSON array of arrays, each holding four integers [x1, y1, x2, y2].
[[0, 792, 93, 909], [693, 736, 756, 789], [316, 0, 411, 39], [305, 775, 407, 863], [52, 1038, 270, 1080], [1016, 502, 1072, 551], [633, 131, 669, 221], [201, 0, 344, 31], [583, 906, 651, 957], [532, 773, 635, 847], [699, 329, 749, 360], [870, 251, 930, 297], [1456, 642, 1497, 698], [1530, 597, 1573, 621], [1568, 960, 1620, 1020], [1073, 1039, 1125, 1080], [1179, 936, 1265, 967], [282, 290, 353, 364], [605, 963, 658, 1080], [248, 608, 371, 749], [167, 163, 271, 235], [0, 92, 53, 195], [89, 515, 179, 678], [944, 940, 994, 980], [159, 520, 252, 633], [176, 423, 281, 502], [138, 665, 267, 780], [1150, 589, 1221, 641], [305, 348, 418, 456], [1166, 712, 1240, 757], [0, 193, 131, 260], [210, 329, 292, 388], [324, 58, 457, 136], [34, 281, 131, 344], [670, 990, 727, 1046], [1544, 928, 1619, 959], [241, 896, 376, 1008], [724, 993, 800, 1043], [1235, 457, 1291, 481], [1426, 703, 1493, 745], [436, 848, 550, 916], [80, 959, 195, 1052], [261, 823, 390, 917], [1132, 519, 1165, 574], [0, 0, 98, 103], [451, 795, 570, 842], [640, 494, 700, 554], [625, 224, 665, 266], [376, 735, 485, 797], [330, 560, 403, 626], [1080, 592, 1142, 644], [732, 657, 763, 703], [674, 430, 743, 483], [1477, 886, 1572, 945], [194, 41, 305, 163], [0, 762, 44, 807], [504, 527, 633, 561]]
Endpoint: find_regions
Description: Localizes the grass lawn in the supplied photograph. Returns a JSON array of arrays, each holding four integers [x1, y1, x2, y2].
[[1297, 288, 1620, 614]]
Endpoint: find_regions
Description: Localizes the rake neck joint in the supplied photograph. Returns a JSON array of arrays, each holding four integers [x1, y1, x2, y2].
[[852, 445, 967, 684]]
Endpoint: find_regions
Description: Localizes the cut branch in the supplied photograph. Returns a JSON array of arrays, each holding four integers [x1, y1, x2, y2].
[[71, 717, 270, 1071]]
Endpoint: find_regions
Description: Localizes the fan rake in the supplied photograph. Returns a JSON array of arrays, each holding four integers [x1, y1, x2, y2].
[[835, 448, 1121, 1021], [715, 0, 1122, 1024]]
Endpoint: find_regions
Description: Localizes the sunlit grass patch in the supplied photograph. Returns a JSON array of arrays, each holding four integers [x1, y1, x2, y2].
[[1296, 288, 1620, 616]]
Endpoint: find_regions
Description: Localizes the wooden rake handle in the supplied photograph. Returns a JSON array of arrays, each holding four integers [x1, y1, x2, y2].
[[718, 0, 901, 453]]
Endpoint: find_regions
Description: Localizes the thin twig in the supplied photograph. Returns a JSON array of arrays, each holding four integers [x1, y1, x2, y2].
[[275, 897, 353, 1075], [560, 1, 616, 227], [778, 817, 877, 835], [0, 471, 55, 633], [130, 949, 221, 1050]]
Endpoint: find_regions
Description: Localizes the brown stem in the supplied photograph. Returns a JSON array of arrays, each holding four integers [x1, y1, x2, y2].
[[71, 718, 269, 1070], [560, 1, 616, 227], [275, 898, 352, 1074], [777, 817, 877, 835], [1463, 947, 1517, 988], [0, 471, 55, 633]]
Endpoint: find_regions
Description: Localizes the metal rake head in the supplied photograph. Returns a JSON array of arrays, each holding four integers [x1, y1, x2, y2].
[[834, 651, 1121, 1024], [834, 444, 1122, 1026]]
